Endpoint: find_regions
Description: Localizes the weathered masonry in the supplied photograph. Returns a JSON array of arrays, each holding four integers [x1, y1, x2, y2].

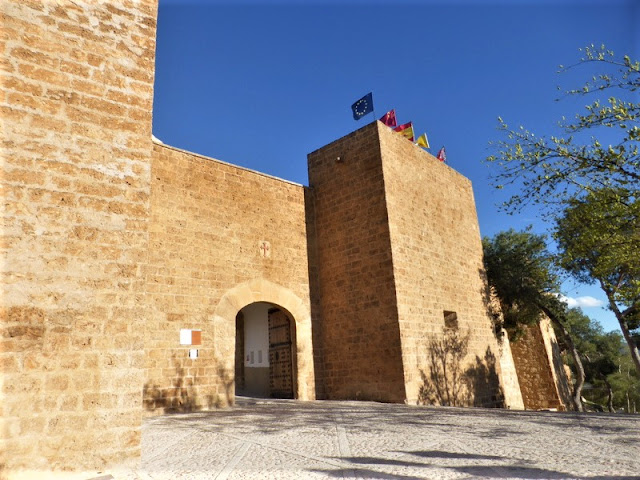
[[1, 1, 568, 478]]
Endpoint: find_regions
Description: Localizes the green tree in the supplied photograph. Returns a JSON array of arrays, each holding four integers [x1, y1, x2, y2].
[[486, 44, 640, 376], [486, 45, 639, 213], [608, 349, 640, 413], [482, 229, 585, 411], [557, 309, 621, 412], [555, 188, 640, 375]]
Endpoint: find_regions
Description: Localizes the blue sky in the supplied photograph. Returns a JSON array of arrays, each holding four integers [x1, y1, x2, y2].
[[152, 0, 639, 332]]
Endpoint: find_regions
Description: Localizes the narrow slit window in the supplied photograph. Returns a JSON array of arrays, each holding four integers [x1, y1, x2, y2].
[[444, 310, 458, 330]]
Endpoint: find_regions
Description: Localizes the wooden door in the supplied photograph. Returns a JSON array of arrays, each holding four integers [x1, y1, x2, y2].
[[268, 308, 294, 398], [234, 311, 245, 395]]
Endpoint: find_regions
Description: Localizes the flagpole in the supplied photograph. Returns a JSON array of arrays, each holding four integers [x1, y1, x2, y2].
[[370, 90, 375, 124]]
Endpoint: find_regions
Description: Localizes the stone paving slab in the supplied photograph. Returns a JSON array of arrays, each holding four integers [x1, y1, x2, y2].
[[125, 398, 640, 479]]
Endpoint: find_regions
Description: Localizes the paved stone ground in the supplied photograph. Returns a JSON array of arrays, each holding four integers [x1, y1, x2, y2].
[[130, 398, 640, 480]]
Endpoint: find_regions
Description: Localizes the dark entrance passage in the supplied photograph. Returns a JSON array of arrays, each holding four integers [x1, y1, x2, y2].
[[235, 302, 296, 399]]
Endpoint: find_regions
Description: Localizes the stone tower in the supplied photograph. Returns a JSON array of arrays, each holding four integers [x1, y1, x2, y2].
[[309, 121, 517, 406]]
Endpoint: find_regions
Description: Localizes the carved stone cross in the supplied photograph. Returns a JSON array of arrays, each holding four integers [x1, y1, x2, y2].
[[259, 240, 271, 258]]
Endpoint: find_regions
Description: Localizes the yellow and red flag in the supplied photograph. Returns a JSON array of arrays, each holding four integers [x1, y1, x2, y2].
[[415, 133, 430, 149], [394, 122, 414, 142]]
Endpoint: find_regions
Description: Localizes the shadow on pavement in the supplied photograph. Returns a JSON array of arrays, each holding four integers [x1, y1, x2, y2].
[[336, 456, 426, 467], [587, 477, 640, 480], [310, 468, 426, 480], [453, 465, 640, 479], [403, 449, 504, 460], [452, 464, 571, 478]]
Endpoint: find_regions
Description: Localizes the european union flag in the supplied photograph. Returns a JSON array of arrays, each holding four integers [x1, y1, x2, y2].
[[351, 92, 373, 120]]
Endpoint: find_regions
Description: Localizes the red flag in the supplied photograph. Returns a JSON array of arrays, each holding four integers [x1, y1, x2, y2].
[[394, 122, 414, 142], [436, 147, 446, 162], [379, 109, 397, 128]]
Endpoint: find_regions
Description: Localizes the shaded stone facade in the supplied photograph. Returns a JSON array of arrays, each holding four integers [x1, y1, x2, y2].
[[509, 318, 573, 411]]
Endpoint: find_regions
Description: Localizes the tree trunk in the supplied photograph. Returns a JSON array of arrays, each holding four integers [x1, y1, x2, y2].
[[618, 316, 640, 376], [626, 391, 631, 414], [539, 304, 585, 412], [601, 285, 640, 376], [604, 378, 614, 413]]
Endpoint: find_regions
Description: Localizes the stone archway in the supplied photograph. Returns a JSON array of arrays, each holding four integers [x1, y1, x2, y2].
[[235, 303, 297, 399], [212, 279, 315, 402]]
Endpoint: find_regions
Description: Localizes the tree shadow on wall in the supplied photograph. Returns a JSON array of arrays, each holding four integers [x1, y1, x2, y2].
[[143, 354, 234, 414], [418, 328, 504, 408], [466, 347, 505, 408], [418, 328, 471, 407]]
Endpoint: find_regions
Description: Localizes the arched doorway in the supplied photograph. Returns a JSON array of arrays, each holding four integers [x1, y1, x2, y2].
[[212, 278, 315, 401], [235, 302, 297, 399]]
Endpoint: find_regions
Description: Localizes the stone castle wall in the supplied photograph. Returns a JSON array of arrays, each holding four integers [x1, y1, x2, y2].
[[144, 144, 316, 414], [539, 317, 573, 408], [1, 0, 158, 474], [509, 318, 569, 410]]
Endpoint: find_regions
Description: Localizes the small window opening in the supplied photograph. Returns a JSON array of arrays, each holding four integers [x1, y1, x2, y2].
[[444, 310, 458, 330]]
